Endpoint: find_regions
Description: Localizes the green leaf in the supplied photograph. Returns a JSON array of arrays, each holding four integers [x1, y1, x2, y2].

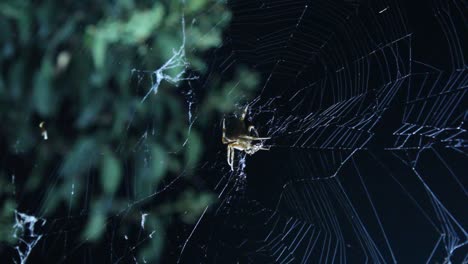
[[151, 144, 167, 185], [155, 33, 180, 62], [124, 3, 164, 42], [90, 34, 107, 69], [186, 0, 207, 13], [138, 216, 164, 262], [100, 150, 122, 195], [185, 131, 201, 169], [87, 2, 165, 69], [8, 58, 24, 101], [48, 18, 77, 52], [32, 59, 55, 116], [0, 199, 17, 244], [181, 192, 213, 223], [82, 210, 106, 242], [41, 188, 61, 216], [75, 97, 104, 129], [61, 138, 98, 178]]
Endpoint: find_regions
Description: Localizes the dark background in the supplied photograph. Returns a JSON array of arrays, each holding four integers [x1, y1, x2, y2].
[[2, 0, 466, 263], [174, 0, 467, 263]]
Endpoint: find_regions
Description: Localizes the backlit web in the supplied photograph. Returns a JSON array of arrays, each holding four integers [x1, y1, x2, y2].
[[176, 0, 467, 263], [8, 0, 467, 263]]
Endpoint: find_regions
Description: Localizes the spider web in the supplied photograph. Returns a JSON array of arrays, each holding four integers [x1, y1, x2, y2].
[[6, 0, 467, 263], [174, 0, 467, 263]]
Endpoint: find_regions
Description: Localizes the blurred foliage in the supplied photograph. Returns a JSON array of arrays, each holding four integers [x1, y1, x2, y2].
[[0, 0, 258, 262]]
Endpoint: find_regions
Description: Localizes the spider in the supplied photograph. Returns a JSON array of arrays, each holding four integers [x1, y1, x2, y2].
[[222, 105, 270, 171]]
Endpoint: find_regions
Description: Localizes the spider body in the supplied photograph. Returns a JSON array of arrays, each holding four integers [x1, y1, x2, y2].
[[222, 106, 270, 170]]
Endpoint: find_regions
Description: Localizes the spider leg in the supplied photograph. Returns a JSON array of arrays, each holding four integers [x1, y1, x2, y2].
[[248, 125, 259, 137], [222, 118, 234, 144], [229, 146, 234, 171], [240, 105, 249, 121], [227, 145, 232, 170], [238, 135, 271, 141]]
